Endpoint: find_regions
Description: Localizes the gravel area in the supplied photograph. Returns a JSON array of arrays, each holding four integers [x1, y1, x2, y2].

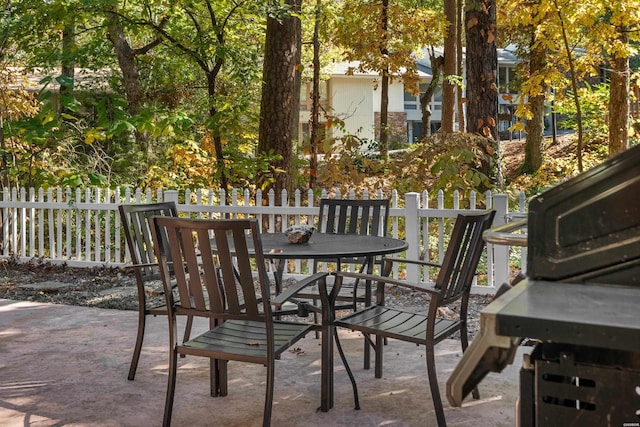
[[0, 258, 494, 338]]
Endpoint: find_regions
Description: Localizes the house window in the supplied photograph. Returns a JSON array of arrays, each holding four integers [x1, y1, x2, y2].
[[300, 80, 329, 111], [408, 121, 423, 142], [404, 83, 431, 110], [405, 84, 442, 112], [404, 89, 418, 110], [498, 66, 519, 94], [432, 87, 442, 110]]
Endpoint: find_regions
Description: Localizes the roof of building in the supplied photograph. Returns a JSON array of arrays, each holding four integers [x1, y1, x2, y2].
[[327, 60, 432, 79]]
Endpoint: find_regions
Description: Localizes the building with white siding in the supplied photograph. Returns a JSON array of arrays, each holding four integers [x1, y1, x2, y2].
[[299, 46, 523, 149]]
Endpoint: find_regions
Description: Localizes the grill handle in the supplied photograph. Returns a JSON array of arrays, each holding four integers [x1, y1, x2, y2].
[[483, 216, 528, 247]]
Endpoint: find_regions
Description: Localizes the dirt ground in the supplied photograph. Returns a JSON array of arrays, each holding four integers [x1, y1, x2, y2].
[[0, 257, 495, 338], [500, 133, 576, 182]]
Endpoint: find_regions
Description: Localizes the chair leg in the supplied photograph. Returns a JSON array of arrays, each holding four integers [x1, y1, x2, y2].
[[374, 334, 384, 379], [128, 310, 146, 380], [363, 334, 371, 370], [263, 359, 275, 427], [334, 329, 360, 409], [210, 358, 228, 397], [219, 360, 228, 396], [362, 280, 371, 370], [460, 326, 480, 400], [210, 358, 218, 396], [313, 298, 320, 339], [183, 315, 194, 342], [163, 348, 178, 427], [180, 316, 194, 359], [426, 346, 447, 427], [209, 359, 229, 397]]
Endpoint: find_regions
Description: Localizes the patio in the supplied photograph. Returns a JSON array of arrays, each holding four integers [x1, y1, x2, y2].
[[0, 298, 527, 427]]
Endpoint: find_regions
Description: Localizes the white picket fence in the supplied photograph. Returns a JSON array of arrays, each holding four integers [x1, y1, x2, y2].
[[0, 186, 528, 292]]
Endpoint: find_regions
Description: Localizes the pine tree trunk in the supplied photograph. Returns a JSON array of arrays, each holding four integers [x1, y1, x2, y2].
[[258, 0, 301, 200], [465, 0, 498, 178], [465, 0, 498, 139]]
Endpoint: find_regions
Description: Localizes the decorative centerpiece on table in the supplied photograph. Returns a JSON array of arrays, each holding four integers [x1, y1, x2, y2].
[[284, 225, 315, 244]]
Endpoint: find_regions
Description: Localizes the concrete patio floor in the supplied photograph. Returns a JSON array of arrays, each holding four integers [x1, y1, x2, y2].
[[0, 299, 529, 426]]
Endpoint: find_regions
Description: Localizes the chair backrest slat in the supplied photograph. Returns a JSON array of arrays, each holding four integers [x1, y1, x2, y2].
[[119, 202, 178, 278], [435, 210, 496, 304], [151, 217, 270, 323], [318, 198, 390, 237]]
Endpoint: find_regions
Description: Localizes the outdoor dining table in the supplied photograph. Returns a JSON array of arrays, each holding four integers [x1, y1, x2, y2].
[[211, 231, 407, 411], [256, 232, 409, 412]]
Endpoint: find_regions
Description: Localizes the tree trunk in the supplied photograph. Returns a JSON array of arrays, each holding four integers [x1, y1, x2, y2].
[[61, 18, 75, 104], [106, 11, 153, 157], [258, 0, 302, 200], [421, 54, 444, 137], [465, 0, 498, 139], [291, 12, 302, 159], [378, 0, 390, 160], [608, 26, 630, 156], [207, 73, 230, 195], [380, 70, 389, 158], [1, 0, 11, 59], [456, 0, 465, 132], [553, 0, 583, 171], [522, 35, 545, 173], [309, 0, 321, 189], [441, 0, 457, 133], [465, 0, 498, 179], [106, 13, 143, 115], [1, 0, 10, 189]]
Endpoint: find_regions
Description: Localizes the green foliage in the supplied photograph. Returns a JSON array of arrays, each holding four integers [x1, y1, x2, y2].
[[508, 138, 609, 198], [142, 137, 281, 192], [334, 0, 446, 90], [316, 134, 385, 193], [554, 82, 609, 144], [390, 132, 494, 204]]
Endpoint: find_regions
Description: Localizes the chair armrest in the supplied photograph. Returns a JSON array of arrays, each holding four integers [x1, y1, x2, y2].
[[271, 272, 330, 308], [332, 271, 439, 296], [383, 256, 442, 269], [124, 262, 159, 270]]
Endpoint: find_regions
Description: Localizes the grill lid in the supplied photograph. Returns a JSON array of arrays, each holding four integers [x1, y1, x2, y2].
[[527, 144, 640, 283]]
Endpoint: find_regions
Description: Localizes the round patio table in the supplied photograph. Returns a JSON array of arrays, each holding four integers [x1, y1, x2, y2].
[[259, 232, 408, 290], [260, 232, 408, 412], [260, 232, 408, 258]]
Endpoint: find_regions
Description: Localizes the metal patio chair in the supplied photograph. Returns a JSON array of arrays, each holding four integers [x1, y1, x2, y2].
[[333, 209, 496, 427], [290, 198, 390, 365], [119, 202, 195, 381], [284, 198, 391, 305], [150, 217, 322, 427]]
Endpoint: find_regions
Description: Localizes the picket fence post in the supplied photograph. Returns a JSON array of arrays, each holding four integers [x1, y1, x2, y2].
[[165, 190, 179, 205], [492, 194, 510, 287], [404, 192, 420, 283]]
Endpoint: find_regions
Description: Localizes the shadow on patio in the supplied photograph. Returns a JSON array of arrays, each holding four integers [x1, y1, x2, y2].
[[0, 299, 527, 426]]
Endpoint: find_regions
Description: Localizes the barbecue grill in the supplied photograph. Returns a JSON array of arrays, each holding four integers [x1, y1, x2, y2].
[[447, 144, 640, 426]]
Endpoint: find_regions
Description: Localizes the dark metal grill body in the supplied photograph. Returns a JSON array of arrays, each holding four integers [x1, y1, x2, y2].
[[447, 144, 640, 426]]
